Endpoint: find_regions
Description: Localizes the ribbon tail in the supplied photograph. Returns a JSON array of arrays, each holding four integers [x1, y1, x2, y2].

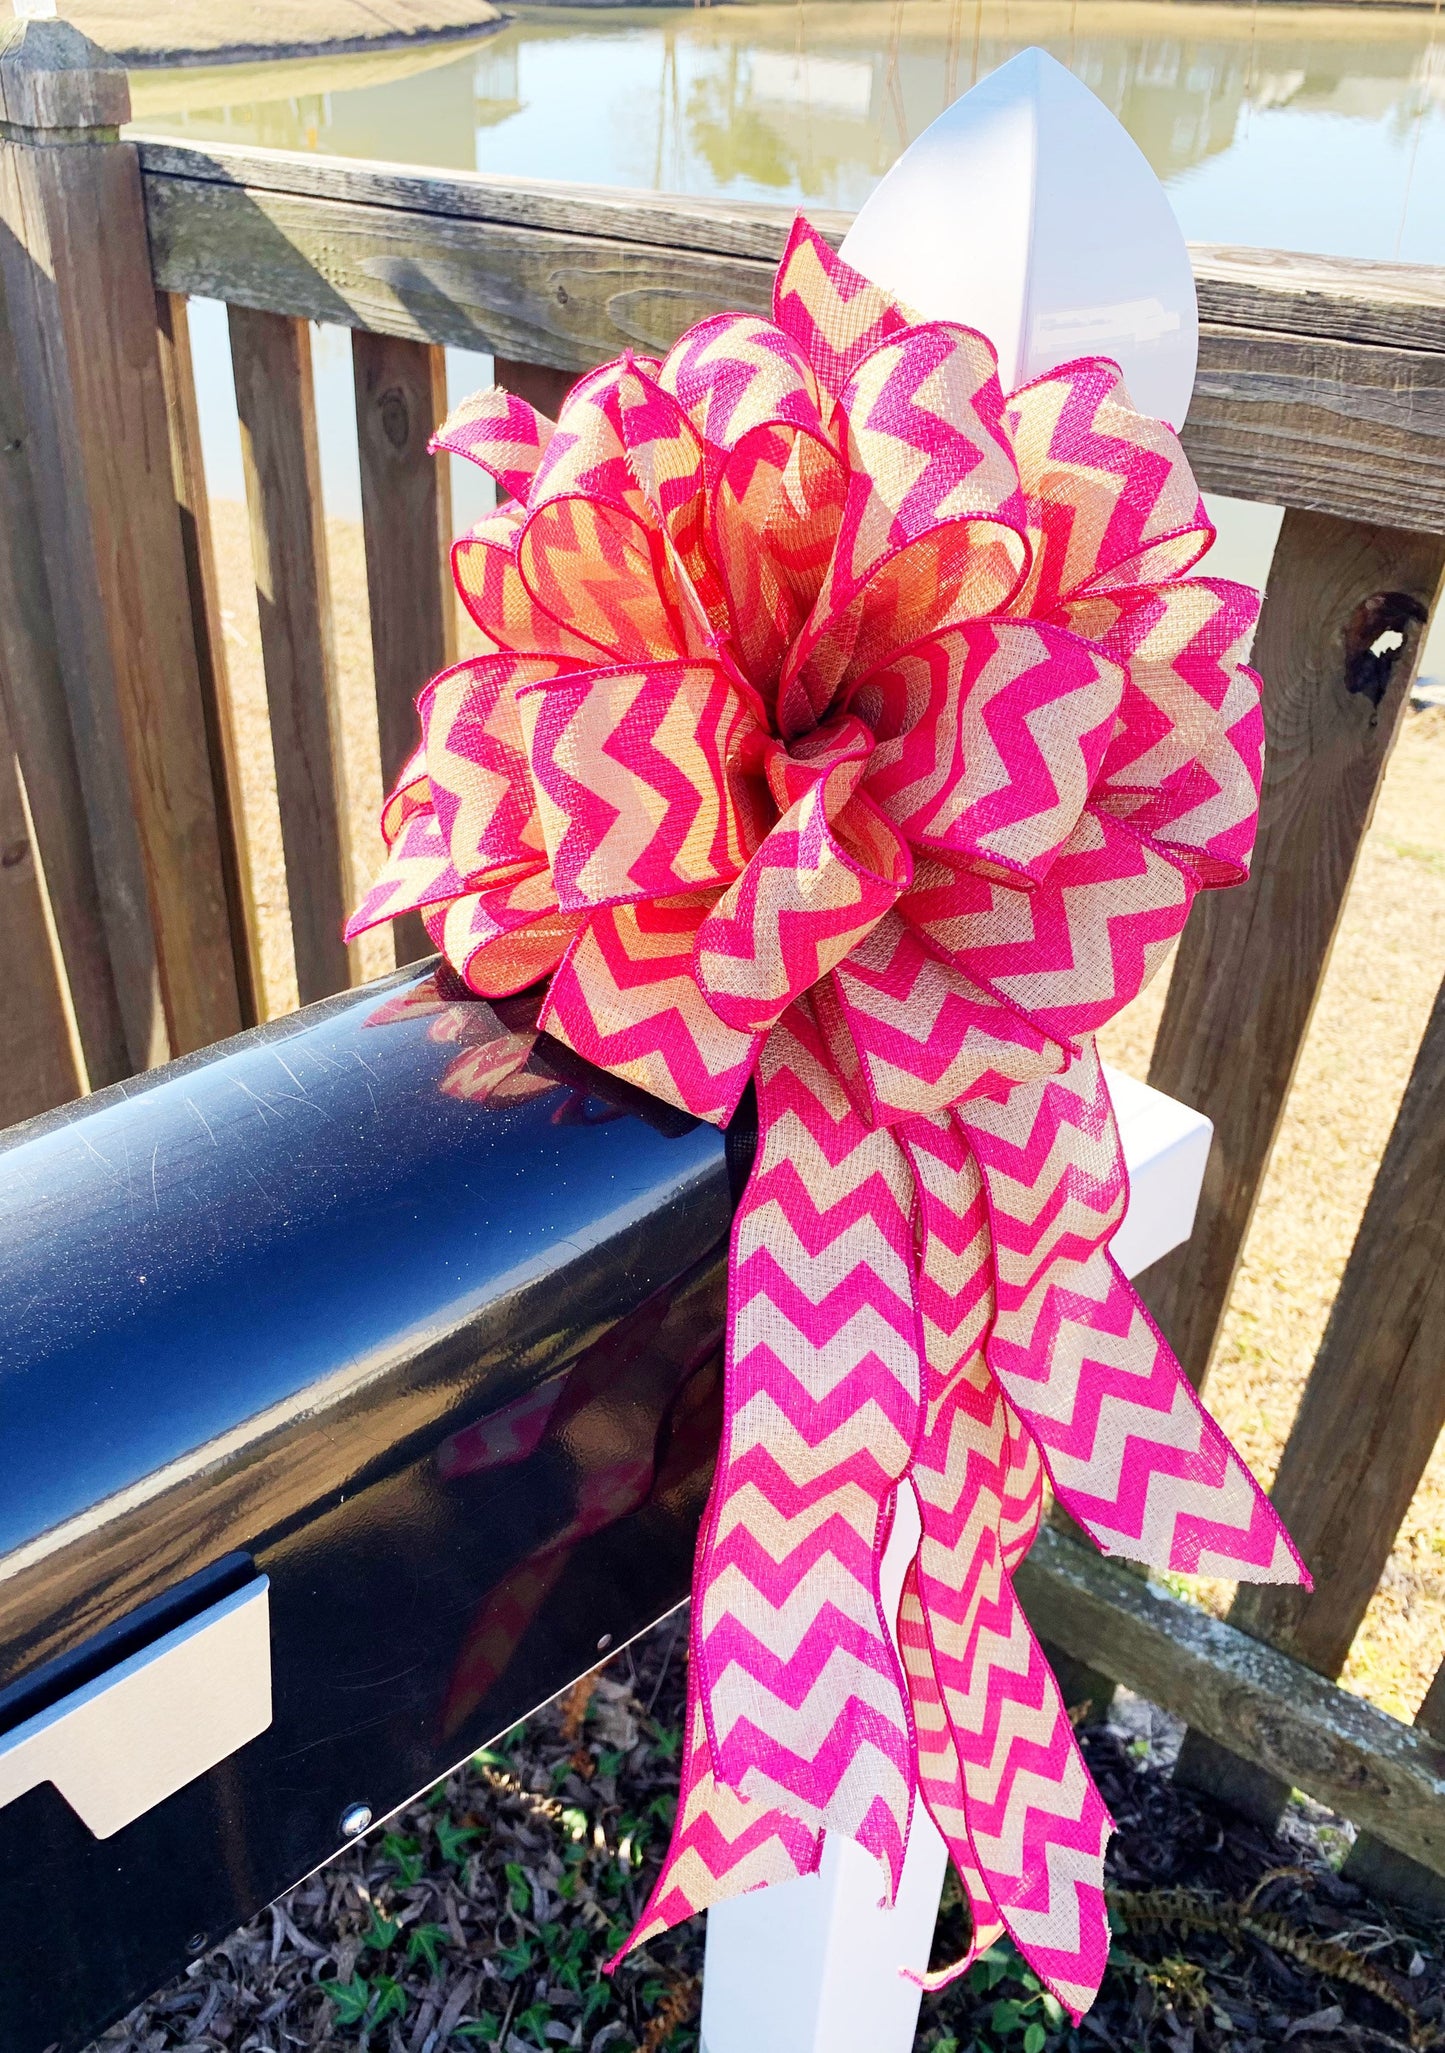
[[895, 1557, 1006, 1988], [617, 995, 924, 1960], [611, 1586, 822, 1967], [899, 1112, 1112, 2021], [958, 1041, 1309, 1587], [693, 997, 922, 1881]]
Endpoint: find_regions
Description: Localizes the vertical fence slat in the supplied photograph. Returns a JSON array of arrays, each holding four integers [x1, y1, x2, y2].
[[0, 694, 82, 1124], [1419, 1663, 1445, 1736], [0, 252, 127, 1093], [1175, 948, 1445, 1831], [228, 305, 352, 1006], [494, 355, 576, 421], [1232, 968, 1445, 1676], [1141, 512, 1445, 1387], [156, 290, 260, 1027], [0, 17, 244, 1067], [352, 330, 454, 967]]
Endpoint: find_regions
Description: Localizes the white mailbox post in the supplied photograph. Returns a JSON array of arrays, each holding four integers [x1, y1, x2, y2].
[[699, 1067, 1213, 2053]]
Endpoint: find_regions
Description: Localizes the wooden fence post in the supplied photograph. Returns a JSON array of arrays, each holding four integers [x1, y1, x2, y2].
[[0, 15, 244, 1067], [1233, 970, 1445, 1676], [0, 259, 128, 1093], [494, 356, 576, 421], [0, 683, 82, 1124], [1141, 513, 1445, 1387]]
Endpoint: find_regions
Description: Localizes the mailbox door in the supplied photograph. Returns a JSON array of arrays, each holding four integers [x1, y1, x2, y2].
[[0, 970, 732, 2053]]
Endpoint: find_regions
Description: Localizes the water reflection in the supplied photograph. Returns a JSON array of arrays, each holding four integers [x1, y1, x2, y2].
[[131, 1, 1445, 262], [133, 1, 1444, 677]]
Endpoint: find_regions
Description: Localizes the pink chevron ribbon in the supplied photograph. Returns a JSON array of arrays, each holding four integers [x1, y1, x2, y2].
[[349, 217, 1307, 2018]]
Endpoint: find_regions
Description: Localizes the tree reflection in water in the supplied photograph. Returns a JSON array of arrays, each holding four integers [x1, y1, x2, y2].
[[132, 1, 1445, 264]]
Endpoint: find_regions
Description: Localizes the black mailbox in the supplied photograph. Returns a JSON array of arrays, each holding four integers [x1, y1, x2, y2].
[[0, 966, 738, 2053]]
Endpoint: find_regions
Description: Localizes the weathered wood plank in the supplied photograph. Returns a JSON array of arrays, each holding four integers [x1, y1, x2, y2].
[[1015, 1527, 1445, 1880], [139, 175, 1445, 533], [156, 290, 260, 1027], [1160, 527, 1445, 1835], [1343, 1685, 1445, 1916], [1141, 514, 1445, 1387], [353, 330, 454, 783], [134, 137, 846, 264], [144, 179, 776, 365], [1172, 1726, 1292, 1829], [132, 140, 1445, 356], [1232, 970, 1445, 1675], [352, 328, 453, 967], [1184, 325, 1445, 533], [0, 697, 82, 1126], [0, 19, 244, 1066], [0, 253, 127, 1092], [228, 305, 352, 1005], [1189, 244, 1445, 355], [1177, 969, 1445, 1862]]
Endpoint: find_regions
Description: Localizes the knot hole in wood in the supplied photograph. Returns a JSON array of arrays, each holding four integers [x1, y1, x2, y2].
[[1344, 589, 1430, 711]]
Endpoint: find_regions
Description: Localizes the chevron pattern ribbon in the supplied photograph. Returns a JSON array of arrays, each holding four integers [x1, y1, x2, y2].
[[349, 217, 1307, 2018]]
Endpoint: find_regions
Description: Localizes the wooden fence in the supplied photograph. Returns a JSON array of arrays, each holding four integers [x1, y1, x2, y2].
[[2, 14, 1445, 1911]]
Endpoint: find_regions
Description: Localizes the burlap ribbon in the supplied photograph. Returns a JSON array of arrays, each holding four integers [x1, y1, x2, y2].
[[349, 219, 1307, 2017]]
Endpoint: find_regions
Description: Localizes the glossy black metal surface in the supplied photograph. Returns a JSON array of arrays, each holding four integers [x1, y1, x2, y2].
[[0, 967, 731, 2053]]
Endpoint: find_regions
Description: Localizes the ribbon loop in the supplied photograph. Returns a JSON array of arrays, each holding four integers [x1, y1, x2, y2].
[[516, 659, 764, 909], [430, 384, 556, 504], [859, 618, 1124, 885]]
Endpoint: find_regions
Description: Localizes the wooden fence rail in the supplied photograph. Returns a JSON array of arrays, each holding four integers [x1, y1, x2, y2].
[[1, 10, 1444, 1909]]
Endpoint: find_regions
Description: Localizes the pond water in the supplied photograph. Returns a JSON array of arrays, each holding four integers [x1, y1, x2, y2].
[[128, 2, 1444, 660], [132, 1, 1445, 261]]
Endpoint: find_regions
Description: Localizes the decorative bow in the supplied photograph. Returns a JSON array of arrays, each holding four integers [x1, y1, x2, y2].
[[349, 218, 1306, 2019]]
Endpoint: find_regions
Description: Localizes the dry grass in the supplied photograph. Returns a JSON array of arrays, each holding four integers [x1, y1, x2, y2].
[[73, 0, 500, 65], [212, 494, 1445, 1723], [210, 499, 395, 1016]]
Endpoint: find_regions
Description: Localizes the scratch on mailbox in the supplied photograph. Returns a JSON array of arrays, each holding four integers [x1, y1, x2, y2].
[[351, 1050, 379, 1114], [273, 1053, 308, 1094], [263, 1053, 336, 1120], [185, 1097, 219, 1148], [236, 1160, 276, 1212], [76, 1130, 116, 1176], [234, 1078, 277, 1122], [266, 1087, 334, 1122]]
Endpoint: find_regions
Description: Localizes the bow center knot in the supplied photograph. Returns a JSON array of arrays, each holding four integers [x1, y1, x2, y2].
[[692, 710, 908, 1036]]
